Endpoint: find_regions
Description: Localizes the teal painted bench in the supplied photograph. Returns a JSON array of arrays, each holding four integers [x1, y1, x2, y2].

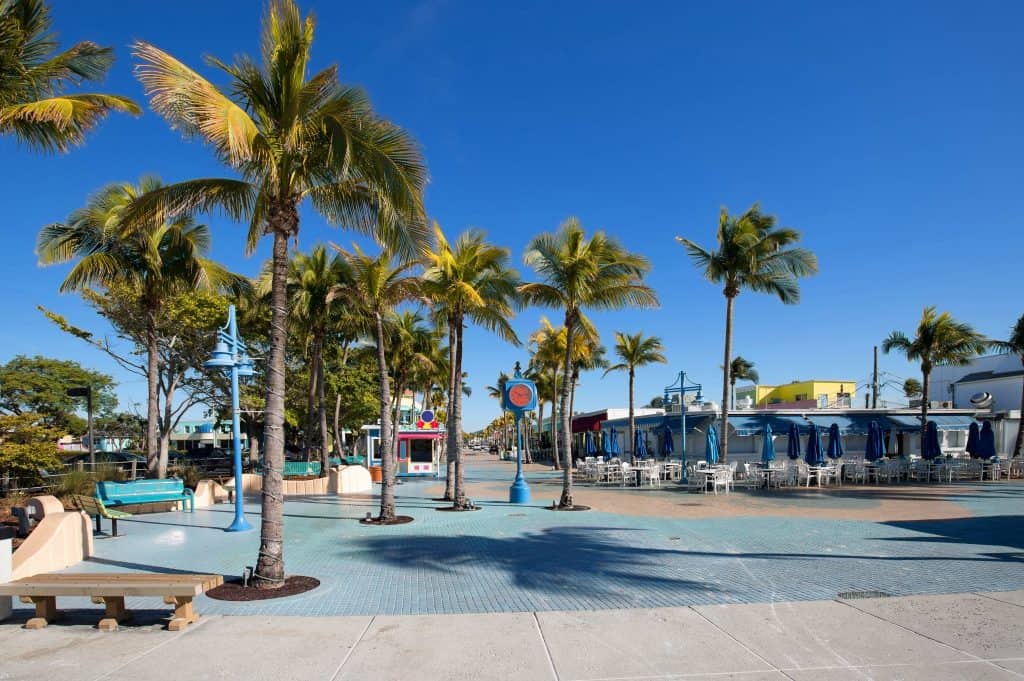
[[95, 478, 194, 512], [282, 461, 320, 476]]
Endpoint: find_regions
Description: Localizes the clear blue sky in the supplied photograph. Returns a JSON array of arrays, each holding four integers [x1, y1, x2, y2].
[[2, 0, 1021, 431]]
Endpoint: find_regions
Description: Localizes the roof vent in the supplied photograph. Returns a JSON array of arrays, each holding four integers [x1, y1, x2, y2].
[[970, 392, 993, 409]]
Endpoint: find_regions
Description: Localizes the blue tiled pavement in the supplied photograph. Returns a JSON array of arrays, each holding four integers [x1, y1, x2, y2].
[[27, 461, 1024, 616]]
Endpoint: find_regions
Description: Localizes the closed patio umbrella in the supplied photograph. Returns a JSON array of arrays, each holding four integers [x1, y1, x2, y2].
[[979, 422, 997, 460], [966, 422, 980, 458], [865, 421, 882, 462], [827, 423, 844, 460], [922, 420, 942, 460], [634, 429, 649, 459], [705, 424, 720, 465], [786, 422, 801, 460], [661, 424, 675, 457], [601, 429, 612, 459], [761, 423, 775, 464], [805, 422, 825, 466], [584, 431, 597, 457], [610, 426, 621, 456]]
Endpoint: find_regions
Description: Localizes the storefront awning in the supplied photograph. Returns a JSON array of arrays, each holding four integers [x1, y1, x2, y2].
[[804, 414, 874, 435], [886, 414, 977, 431], [727, 413, 807, 436]]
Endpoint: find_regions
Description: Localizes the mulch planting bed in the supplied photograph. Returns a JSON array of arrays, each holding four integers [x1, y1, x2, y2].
[[206, 575, 320, 601], [359, 515, 414, 525]]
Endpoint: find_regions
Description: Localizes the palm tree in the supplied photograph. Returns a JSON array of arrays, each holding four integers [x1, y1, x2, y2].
[[387, 310, 437, 462], [678, 204, 817, 463], [990, 314, 1024, 457], [37, 177, 231, 478], [727, 356, 759, 409], [485, 372, 512, 455], [528, 317, 566, 469], [0, 0, 139, 152], [520, 218, 658, 508], [422, 224, 519, 509], [131, 0, 427, 587], [331, 244, 422, 522], [883, 306, 989, 452], [604, 332, 667, 463]]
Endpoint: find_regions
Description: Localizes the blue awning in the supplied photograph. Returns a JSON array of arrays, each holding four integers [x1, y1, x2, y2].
[[728, 413, 806, 436], [886, 414, 976, 431], [804, 415, 873, 435]]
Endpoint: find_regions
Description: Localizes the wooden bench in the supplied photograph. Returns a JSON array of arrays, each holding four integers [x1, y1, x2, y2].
[[96, 478, 195, 512], [72, 495, 133, 536], [0, 572, 224, 631]]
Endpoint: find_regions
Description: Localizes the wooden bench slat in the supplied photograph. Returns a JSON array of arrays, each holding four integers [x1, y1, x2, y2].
[[19, 573, 220, 582], [0, 585, 209, 597]]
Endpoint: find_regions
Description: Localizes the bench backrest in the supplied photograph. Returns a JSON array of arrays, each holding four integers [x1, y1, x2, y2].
[[73, 494, 108, 517], [96, 478, 186, 505], [282, 461, 321, 477]]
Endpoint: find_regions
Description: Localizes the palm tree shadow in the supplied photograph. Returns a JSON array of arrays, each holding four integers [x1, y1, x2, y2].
[[352, 526, 718, 600], [880, 515, 1024, 553]]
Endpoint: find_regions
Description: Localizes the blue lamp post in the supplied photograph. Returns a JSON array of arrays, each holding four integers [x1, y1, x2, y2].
[[503, 362, 537, 504], [204, 304, 254, 532], [663, 370, 702, 481]]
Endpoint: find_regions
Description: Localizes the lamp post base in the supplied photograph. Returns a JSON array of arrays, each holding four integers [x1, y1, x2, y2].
[[509, 478, 531, 504], [225, 516, 253, 533]]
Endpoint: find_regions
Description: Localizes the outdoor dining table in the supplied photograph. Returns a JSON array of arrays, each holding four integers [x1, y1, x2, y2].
[[757, 465, 784, 489]]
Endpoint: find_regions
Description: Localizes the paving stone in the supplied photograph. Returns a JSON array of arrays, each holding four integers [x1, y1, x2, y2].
[[695, 600, 970, 669], [783, 661, 1022, 680], [979, 589, 1024, 607], [843, 593, 1024, 659], [537, 607, 772, 679]]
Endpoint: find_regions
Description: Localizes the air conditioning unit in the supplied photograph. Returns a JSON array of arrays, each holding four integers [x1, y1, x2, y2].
[[930, 401, 952, 409]]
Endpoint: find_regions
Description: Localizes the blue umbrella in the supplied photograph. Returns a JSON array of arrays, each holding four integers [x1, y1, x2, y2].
[[966, 422, 980, 458], [602, 429, 612, 459], [634, 429, 649, 459], [610, 427, 621, 456], [865, 420, 881, 462], [705, 424, 720, 465], [661, 424, 675, 456], [827, 423, 844, 459], [979, 422, 997, 460], [584, 431, 597, 456], [805, 423, 825, 466], [761, 423, 776, 464], [786, 422, 801, 460], [922, 420, 942, 460]]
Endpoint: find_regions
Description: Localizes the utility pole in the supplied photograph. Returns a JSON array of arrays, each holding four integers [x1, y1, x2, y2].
[[872, 346, 879, 409]]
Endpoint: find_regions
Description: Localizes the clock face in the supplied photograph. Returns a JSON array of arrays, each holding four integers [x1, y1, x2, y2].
[[508, 383, 534, 408]]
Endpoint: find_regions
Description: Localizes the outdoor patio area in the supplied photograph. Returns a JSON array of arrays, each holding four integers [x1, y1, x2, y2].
[[8, 458, 1024, 618]]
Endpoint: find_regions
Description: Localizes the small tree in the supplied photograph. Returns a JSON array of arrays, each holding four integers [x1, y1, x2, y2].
[[902, 378, 923, 400], [728, 357, 759, 410], [0, 413, 62, 490], [604, 332, 667, 463]]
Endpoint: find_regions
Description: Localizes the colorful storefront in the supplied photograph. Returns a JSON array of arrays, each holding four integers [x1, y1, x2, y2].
[[359, 409, 445, 477]]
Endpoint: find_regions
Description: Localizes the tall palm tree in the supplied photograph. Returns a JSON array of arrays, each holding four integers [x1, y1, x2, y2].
[[883, 306, 989, 452], [528, 317, 566, 469], [604, 332, 667, 463], [331, 244, 421, 522], [422, 224, 519, 509], [990, 314, 1024, 458], [37, 176, 231, 478], [569, 333, 607, 436], [520, 218, 657, 508], [0, 0, 139, 152], [727, 356, 759, 409], [131, 0, 427, 587], [678, 204, 817, 463]]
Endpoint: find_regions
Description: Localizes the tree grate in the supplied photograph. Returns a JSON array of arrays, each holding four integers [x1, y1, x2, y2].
[[838, 590, 892, 600]]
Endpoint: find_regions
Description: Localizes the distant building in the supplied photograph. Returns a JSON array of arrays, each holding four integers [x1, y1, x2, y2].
[[170, 420, 248, 451], [735, 379, 856, 410], [931, 353, 1023, 411]]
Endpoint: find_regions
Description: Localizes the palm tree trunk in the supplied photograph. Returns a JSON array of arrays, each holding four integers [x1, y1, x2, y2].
[[453, 317, 470, 509], [303, 335, 321, 462], [445, 320, 457, 500], [333, 393, 343, 458], [568, 369, 578, 455], [536, 400, 545, 465], [374, 309, 396, 521], [920, 363, 930, 457], [550, 368, 560, 470], [628, 368, 636, 465], [1014, 363, 1024, 457], [558, 313, 577, 508], [720, 294, 735, 463], [145, 308, 161, 478], [317, 345, 329, 475], [254, 224, 290, 588]]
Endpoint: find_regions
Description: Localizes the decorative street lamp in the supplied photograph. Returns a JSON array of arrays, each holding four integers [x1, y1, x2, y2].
[[502, 361, 537, 504], [663, 370, 702, 481], [204, 304, 255, 532]]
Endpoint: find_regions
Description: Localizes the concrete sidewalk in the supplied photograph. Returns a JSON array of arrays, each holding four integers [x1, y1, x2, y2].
[[1, 590, 1022, 680]]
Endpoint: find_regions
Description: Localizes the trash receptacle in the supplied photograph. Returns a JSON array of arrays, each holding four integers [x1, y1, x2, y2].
[[369, 465, 382, 483]]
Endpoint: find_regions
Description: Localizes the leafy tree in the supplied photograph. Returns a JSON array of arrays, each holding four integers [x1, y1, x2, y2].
[[883, 306, 989, 450], [604, 332, 667, 463], [422, 223, 520, 507], [130, 0, 427, 586], [727, 356, 759, 409], [0, 355, 116, 430], [0, 0, 139, 152], [325, 349, 380, 438], [520, 218, 658, 508], [0, 412, 61, 488], [38, 177, 235, 477], [94, 411, 146, 446], [647, 396, 664, 409], [41, 286, 231, 476], [678, 204, 817, 462], [985, 313, 1024, 457]]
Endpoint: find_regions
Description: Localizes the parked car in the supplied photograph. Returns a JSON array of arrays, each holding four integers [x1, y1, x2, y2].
[[488, 444, 499, 455], [63, 451, 146, 472], [180, 448, 232, 470]]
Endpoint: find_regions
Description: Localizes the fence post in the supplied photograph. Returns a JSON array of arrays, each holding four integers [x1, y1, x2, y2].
[[130, 460, 137, 480]]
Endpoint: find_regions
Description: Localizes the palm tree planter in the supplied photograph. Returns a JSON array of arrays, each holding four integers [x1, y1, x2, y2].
[[520, 218, 657, 509], [884, 307, 989, 454], [604, 332, 667, 464], [678, 205, 817, 463], [131, 0, 427, 586]]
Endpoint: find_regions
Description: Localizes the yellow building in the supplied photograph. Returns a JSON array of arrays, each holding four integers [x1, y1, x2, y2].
[[735, 380, 856, 409]]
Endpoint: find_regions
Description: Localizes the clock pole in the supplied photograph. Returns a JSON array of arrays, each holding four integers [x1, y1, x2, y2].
[[506, 361, 533, 504]]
